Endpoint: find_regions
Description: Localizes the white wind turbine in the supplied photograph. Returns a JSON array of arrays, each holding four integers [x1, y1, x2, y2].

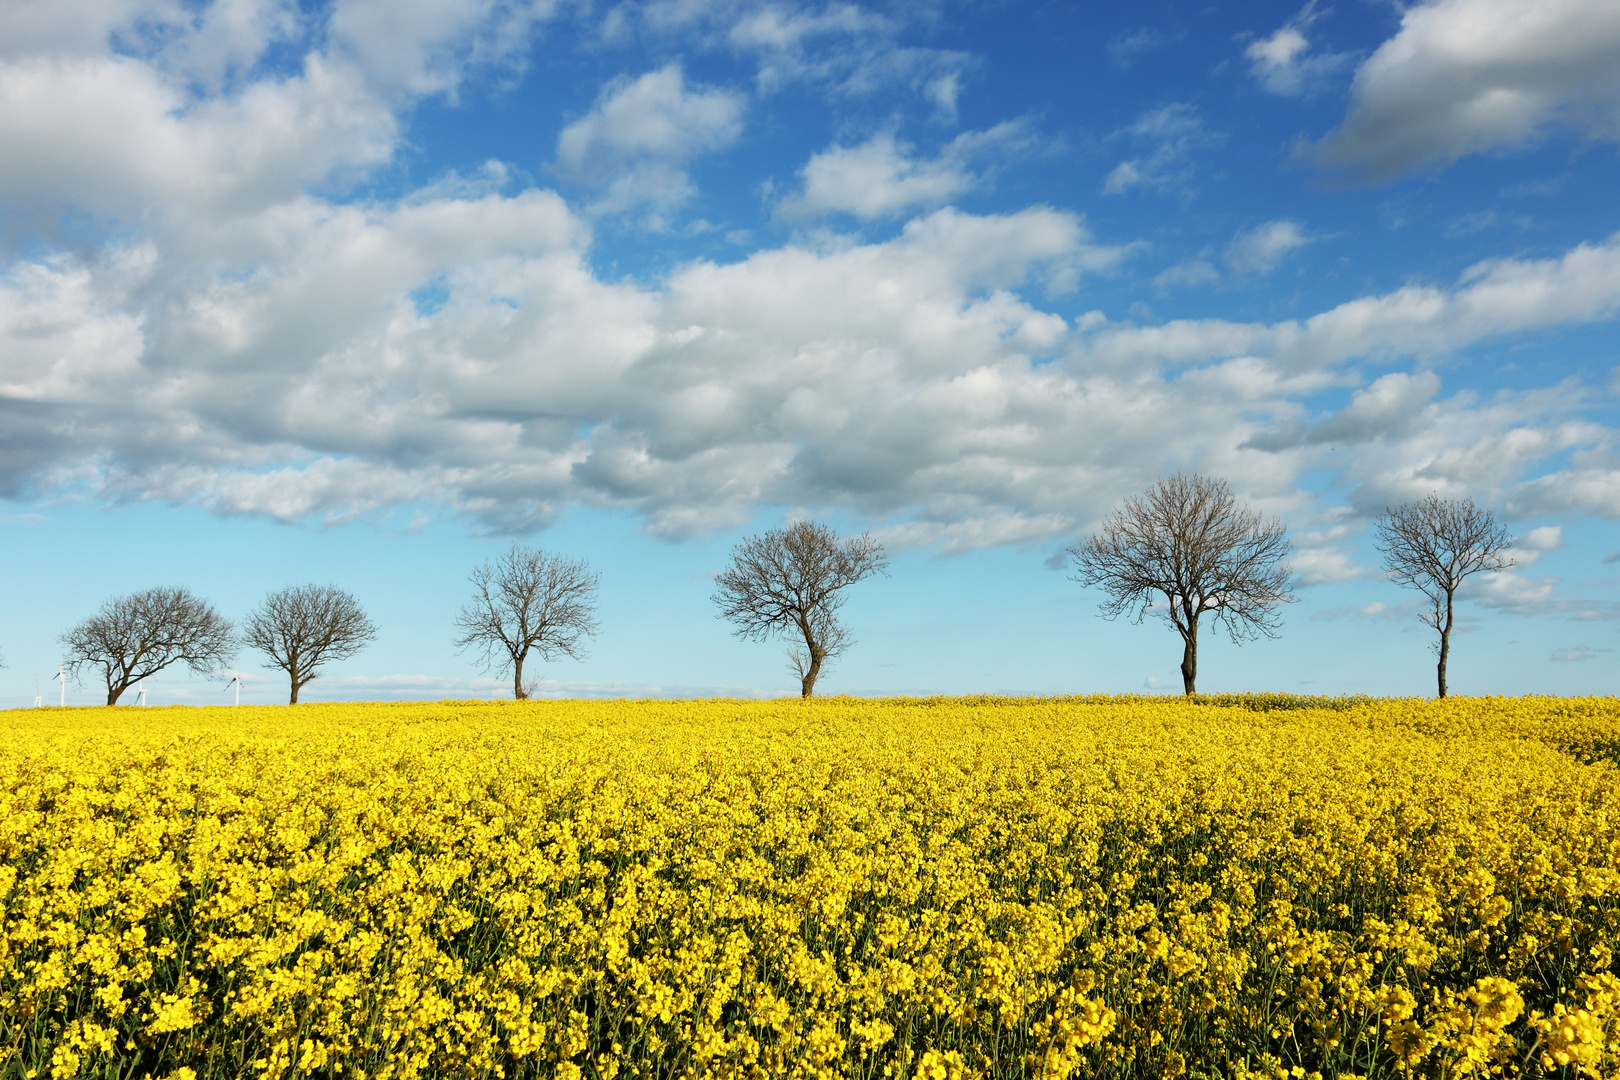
[[56, 661, 66, 707], [33, 681, 41, 708], [134, 679, 147, 707], [226, 671, 243, 706]]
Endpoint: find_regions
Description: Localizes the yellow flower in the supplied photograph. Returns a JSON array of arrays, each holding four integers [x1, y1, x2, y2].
[[0, 694, 1616, 1078]]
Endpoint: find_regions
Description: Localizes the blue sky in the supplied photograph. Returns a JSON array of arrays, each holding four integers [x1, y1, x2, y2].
[[2, 0, 1619, 705]]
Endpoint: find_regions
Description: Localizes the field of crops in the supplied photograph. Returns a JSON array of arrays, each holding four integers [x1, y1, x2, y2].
[[1, 695, 1617, 1080]]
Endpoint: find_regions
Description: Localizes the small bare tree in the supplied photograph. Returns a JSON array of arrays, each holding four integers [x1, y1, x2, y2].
[[713, 520, 888, 698], [1070, 473, 1295, 695], [60, 586, 235, 705], [1374, 494, 1512, 698], [454, 544, 600, 699], [244, 585, 377, 704]]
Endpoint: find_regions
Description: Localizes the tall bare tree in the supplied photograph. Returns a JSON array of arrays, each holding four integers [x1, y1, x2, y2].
[[244, 585, 377, 704], [454, 544, 600, 699], [60, 586, 235, 705], [1070, 473, 1294, 695], [1374, 494, 1512, 698], [713, 520, 888, 698]]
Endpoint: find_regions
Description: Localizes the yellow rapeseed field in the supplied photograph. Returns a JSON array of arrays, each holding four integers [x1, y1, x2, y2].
[[1, 695, 1617, 1080]]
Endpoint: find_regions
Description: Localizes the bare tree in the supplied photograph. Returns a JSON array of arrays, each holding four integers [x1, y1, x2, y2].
[[60, 587, 235, 705], [454, 544, 600, 699], [1070, 473, 1295, 696], [1374, 494, 1512, 698], [713, 520, 889, 698], [244, 585, 377, 704]]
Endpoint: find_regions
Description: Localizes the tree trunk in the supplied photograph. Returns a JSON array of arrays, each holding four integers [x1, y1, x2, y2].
[[513, 650, 527, 700], [1179, 621, 1198, 696], [106, 685, 122, 706], [800, 653, 822, 698], [799, 622, 823, 698], [289, 662, 299, 704], [1436, 589, 1453, 699]]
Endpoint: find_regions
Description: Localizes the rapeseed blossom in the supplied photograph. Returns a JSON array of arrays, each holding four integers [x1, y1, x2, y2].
[[0, 695, 1615, 1078]]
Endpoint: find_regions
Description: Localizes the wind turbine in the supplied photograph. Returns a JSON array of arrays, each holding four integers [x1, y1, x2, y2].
[[226, 671, 242, 706], [33, 681, 41, 708], [56, 661, 66, 707], [134, 679, 147, 707]]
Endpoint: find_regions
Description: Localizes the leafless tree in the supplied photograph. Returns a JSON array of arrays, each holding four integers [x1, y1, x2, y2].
[[1374, 494, 1512, 698], [1070, 473, 1295, 696], [244, 585, 377, 704], [713, 520, 889, 698], [454, 544, 600, 699], [60, 586, 235, 705]]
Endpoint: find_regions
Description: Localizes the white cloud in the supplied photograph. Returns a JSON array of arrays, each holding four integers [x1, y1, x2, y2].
[[1085, 230, 1620, 374], [1467, 570, 1574, 616], [1245, 5, 1353, 97], [1154, 258, 1220, 288], [1152, 221, 1311, 286], [601, 0, 973, 107], [1316, 0, 1620, 179], [1512, 524, 1564, 566], [0, 54, 397, 223], [1290, 544, 1379, 586], [6, 203, 1620, 552], [1309, 371, 1442, 446], [1103, 103, 1221, 195], [1506, 464, 1620, 520], [1551, 645, 1610, 661], [3, 3, 1620, 561], [776, 122, 1033, 221], [780, 133, 971, 221], [329, 0, 562, 97], [1248, 25, 1308, 80], [1224, 220, 1310, 276], [2, 0, 562, 99], [554, 64, 746, 216]]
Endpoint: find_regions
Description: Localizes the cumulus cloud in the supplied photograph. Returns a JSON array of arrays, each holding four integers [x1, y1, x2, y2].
[[1309, 371, 1442, 446], [776, 122, 1034, 221], [1244, 5, 1353, 97], [1290, 543, 1379, 587], [3, 0, 1620, 564], [1550, 645, 1607, 661], [0, 55, 397, 226], [1224, 220, 1311, 276], [1086, 231, 1620, 374], [0, 0, 590, 232], [328, 0, 562, 97], [1512, 524, 1564, 566], [1315, 0, 1620, 180], [1, 0, 297, 75], [554, 64, 746, 216], [7, 200, 1620, 550], [1467, 570, 1588, 617]]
